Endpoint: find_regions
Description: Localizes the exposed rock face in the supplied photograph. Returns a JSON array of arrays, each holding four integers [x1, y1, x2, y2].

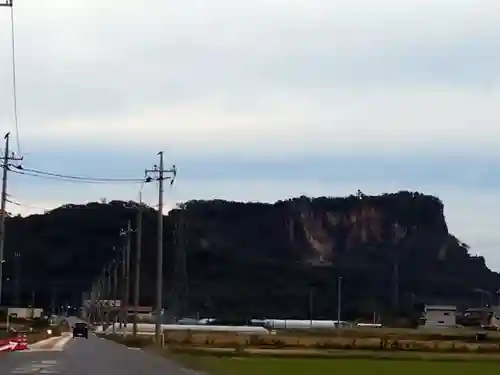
[[176, 191, 450, 265], [3, 191, 497, 320]]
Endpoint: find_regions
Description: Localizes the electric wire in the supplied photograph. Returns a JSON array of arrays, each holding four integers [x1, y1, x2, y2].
[[9, 2, 21, 156], [6, 198, 49, 212], [10, 168, 147, 184], [10, 165, 148, 183]]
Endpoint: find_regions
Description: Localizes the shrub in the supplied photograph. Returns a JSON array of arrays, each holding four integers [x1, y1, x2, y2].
[[108, 334, 153, 348], [30, 318, 50, 330]]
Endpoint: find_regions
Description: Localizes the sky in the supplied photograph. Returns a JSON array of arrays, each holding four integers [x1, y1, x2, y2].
[[0, 0, 500, 269]]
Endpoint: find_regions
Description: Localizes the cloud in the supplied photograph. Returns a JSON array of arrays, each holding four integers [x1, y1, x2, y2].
[[18, 86, 500, 159], [0, 0, 498, 159], [0, 0, 499, 270]]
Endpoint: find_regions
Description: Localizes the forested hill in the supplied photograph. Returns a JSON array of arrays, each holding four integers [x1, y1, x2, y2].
[[3, 191, 496, 319]]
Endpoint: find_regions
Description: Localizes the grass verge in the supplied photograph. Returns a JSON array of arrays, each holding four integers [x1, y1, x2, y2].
[[162, 355, 500, 375], [103, 334, 155, 348], [103, 332, 500, 374]]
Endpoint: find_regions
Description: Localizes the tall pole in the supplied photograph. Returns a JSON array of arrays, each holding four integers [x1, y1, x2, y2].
[[308, 288, 313, 325], [155, 151, 164, 344], [123, 221, 131, 327], [14, 251, 20, 306], [145, 152, 176, 345], [98, 274, 103, 321], [0, 133, 21, 307], [0, 0, 19, 306], [0, 133, 9, 307], [392, 223, 405, 313], [50, 288, 55, 316], [112, 258, 118, 334], [119, 245, 126, 330], [393, 260, 399, 311], [30, 290, 35, 318], [337, 276, 342, 325], [133, 203, 143, 337], [105, 263, 112, 327]]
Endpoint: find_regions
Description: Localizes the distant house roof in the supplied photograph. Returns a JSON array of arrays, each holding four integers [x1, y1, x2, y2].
[[425, 305, 457, 311], [465, 307, 489, 312]]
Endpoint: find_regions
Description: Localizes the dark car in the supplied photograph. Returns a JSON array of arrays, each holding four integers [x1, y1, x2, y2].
[[73, 322, 88, 339]]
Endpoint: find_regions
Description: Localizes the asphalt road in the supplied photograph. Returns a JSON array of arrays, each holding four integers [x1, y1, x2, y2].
[[0, 317, 196, 375]]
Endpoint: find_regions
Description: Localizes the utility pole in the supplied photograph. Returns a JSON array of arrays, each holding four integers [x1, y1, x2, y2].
[[133, 200, 143, 337], [50, 288, 56, 316], [96, 277, 102, 323], [14, 251, 20, 306], [112, 258, 118, 334], [0, 132, 22, 307], [337, 276, 342, 325], [145, 152, 176, 345], [391, 223, 406, 314], [90, 280, 97, 323], [30, 290, 35, 318], [122, 221, 132, 328], [119, 243, 126, 330], [0, 1, 12, 7], [104, 263, 112, 327], [172, 210, 189, 320], [308, 288, 313, 325]]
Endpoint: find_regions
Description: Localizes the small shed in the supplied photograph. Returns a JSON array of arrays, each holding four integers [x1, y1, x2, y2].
[[423, 305, 456, 328]]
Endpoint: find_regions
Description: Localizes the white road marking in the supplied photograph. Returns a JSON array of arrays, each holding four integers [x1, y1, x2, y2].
[[0, 342, 18, 351], [28, 336, 60, 349], [52, 335, 72, 350], [10, 360, 62, 374]]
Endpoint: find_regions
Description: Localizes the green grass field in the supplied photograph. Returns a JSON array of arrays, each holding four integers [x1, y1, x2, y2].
[[169, 355, 500, 375]]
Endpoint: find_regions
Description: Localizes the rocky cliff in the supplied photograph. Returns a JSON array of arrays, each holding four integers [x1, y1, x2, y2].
[[2, 191, 496, 320]]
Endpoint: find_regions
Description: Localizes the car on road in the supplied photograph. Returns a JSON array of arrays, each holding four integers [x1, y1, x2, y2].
[[72, 322, 88, 339]]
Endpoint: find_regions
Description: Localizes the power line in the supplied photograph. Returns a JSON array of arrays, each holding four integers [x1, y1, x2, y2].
[[16, 166, 146, 183], [10, 169, 144, 184], [1, 0, 22, 156], [6, 198, 49, 212], [10, 166, 148, 184], [9, 2, 21, 156]]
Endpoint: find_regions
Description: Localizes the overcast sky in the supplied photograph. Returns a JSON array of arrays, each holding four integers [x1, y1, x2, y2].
[[1, 0, 500, 269]]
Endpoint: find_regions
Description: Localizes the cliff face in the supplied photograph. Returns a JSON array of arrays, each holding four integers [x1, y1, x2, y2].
[[174, 191, 451, 265], [2, 191, 497, 320]]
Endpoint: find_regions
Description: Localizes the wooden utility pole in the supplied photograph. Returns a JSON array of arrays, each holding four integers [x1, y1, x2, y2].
[[145, 152, 176, 345], [104, 263, 112, 327], [155, 152, 164, 343], [112, 257, 118, 334], [132, 203, 143, 337], [391, 223, 406, 313], [14, 251, 20, 306], [123, 221, 131, 327], [337, 276, 342, 323], [119, 243, 126, 330], [0, 132, 22, 306]]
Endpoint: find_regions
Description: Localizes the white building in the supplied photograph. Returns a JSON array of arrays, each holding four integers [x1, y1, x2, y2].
[[423, 305, 456, 328], [6, 307, 43, 319], [485, 306, 500, 329]]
